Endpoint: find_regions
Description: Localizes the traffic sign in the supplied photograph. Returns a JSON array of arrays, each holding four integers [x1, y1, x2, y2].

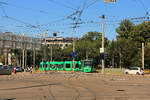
[[72, 52, 77, 58]]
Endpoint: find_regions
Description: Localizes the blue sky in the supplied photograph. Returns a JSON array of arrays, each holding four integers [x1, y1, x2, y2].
[[0, 0, 150, 40]]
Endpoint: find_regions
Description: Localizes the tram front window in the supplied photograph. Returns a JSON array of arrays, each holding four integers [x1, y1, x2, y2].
[[84, 61, 92, 67]]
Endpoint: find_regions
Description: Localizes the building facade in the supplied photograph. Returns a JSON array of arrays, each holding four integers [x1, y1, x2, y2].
[[0, 32, 41, 54], [0, 32, 41, 65], [44, 36, 74, 49]]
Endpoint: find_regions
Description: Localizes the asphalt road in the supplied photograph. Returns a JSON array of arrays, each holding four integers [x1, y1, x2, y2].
[[0, 72, 150, 100]]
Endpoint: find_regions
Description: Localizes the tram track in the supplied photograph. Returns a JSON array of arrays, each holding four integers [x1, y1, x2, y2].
[[64, 74, 97, 100], [18, 76, 81, 100], [37, 75, 80, 100], [0, 77, 60, 100], [73, 83, 97, 100], [1, 73, 150, 100], [0, 74, 81, 100]]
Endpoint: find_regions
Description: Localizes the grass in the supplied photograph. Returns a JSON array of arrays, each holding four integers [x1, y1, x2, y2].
[[97, 69, 125, 75]]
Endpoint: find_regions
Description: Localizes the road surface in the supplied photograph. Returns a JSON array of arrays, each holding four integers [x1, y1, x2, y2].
[[0, 72, 150, 100]]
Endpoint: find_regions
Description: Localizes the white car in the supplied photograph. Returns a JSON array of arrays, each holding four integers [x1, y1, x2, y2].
[[125, 67, 144, 75]]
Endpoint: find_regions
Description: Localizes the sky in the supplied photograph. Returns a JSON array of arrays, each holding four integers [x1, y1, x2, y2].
[[0, 0, 150, 40]]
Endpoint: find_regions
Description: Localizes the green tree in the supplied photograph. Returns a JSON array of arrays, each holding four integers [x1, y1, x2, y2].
[[107, 40, 120, 68], [116, 20, 134, 39], [145, 42, 150, 68], [115, 20, 141, 68], [75, 31, 110, 67], [133, 22, 150, 43], [132, 22, 150, 68]]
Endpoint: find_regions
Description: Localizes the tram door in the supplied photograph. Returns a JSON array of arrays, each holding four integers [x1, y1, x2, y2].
[[74, 61, 82, 71], [56, 62, 64, 71], [50, 62, 55, 71], [64, 61, 72, 71]]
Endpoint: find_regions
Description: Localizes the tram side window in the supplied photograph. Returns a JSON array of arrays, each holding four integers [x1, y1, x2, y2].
[[43, 64, 46, 68], [40, 64, 42, 68], [44, 63, 49, 68], [66, 64, 70, 68], [46, 64, 48, 68], [58, 64, 63, 68], [51, 65, 55, 68], [55, 64, 58, 68], [76, 64, 79, 68], [49, 64, 52, 68]]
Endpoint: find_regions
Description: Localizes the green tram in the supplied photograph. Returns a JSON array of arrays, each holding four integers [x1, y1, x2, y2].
[[39, 59, 96, 72]]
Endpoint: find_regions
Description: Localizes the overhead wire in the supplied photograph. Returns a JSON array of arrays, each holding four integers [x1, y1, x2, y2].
[[85, 0, 99, 9], [47, 0, 77, 10], [2, 0, 144, 38], [137, 0, 149, 15], [131, 0, 149, 15], [64, 0, 78, 8], [3, 16, 30, 25], [0, 3, 43, 29], [0, 6, 7, 16], [40, 0, 100, 32], [0, 1, 56, 15]]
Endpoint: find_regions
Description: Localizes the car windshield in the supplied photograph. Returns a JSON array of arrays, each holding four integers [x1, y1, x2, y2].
[[129, 67, 138, 70]]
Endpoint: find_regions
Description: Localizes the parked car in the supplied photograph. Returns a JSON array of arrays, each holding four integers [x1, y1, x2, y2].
[[7, 65, 15, 72], [14, 67, 24, 72], [125, 67, 144, 75], [0, 66, 12, 75], [0, 63, 3, 66]]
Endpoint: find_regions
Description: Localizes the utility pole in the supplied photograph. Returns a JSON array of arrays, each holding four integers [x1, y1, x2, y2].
[[73, 35, 75, 72], [4, 49, 7, 65], [44, 30, 48, 72], [99, 14, 105, 74], [44, 30, 48, 61], [25, 49, 27, 68], [22, 33, 25, 69], [33, 38, 36, 68], [37, 33, 43, 46], [142, 42, 144, 69], [32, 37, 36, 67], [33, 49, 35, 67], [119, 51, 122, 69], [51, 33, 56, 62], [50, 46, 52, 61]]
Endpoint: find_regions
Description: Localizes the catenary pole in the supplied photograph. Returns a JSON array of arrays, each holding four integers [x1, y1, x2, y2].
[[142, 42, 144, 69], [101, 14, 105, 74]]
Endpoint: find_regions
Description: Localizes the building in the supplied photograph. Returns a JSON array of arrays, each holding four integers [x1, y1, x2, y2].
[[0, 32, 41, 65], [0, 32, 41, 53], [44, 36, 75, 49]]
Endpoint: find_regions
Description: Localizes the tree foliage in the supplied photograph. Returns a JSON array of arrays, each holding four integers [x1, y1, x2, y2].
[[112, 20, 150, 68]]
